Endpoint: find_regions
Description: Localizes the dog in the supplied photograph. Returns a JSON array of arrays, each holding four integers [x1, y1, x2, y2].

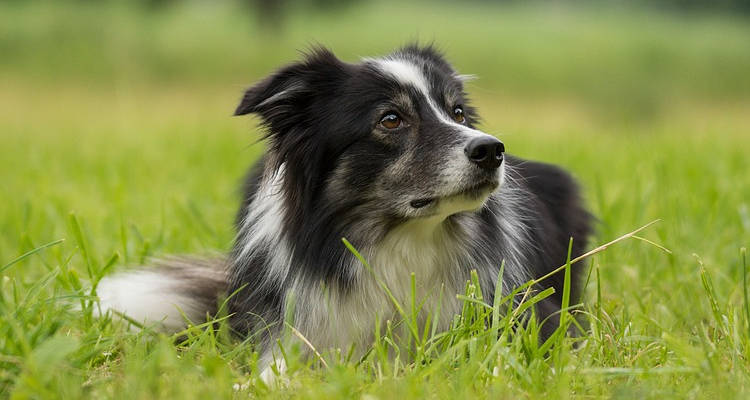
[[97, 44, 592, 379]]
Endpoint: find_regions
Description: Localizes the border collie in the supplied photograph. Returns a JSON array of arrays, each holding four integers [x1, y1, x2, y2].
[[98, 44, 591, 379]]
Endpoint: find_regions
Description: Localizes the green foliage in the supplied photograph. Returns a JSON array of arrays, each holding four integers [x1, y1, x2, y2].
[[1, 1, 749, 398]]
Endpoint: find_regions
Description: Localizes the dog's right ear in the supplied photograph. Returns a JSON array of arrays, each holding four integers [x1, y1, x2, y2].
[[234, 48, 344, 119]]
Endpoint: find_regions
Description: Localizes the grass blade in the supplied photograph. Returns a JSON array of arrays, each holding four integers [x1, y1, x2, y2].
[[491, 260, 506, 339], [68, 213, 98, 280], [1, 239, 65, 274], [515, 220, 661, 297], [695, 254, 725, 333], [559, 237, 574, 332]]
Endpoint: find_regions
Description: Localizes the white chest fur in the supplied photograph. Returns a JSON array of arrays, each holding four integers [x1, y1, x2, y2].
[[288, 218, 471, 357]]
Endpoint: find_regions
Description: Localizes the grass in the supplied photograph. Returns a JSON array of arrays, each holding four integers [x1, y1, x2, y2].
[[1, 1, 749, 398]]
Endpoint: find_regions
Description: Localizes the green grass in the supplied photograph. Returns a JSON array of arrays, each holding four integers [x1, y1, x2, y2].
[[1, 1, 750, 398]]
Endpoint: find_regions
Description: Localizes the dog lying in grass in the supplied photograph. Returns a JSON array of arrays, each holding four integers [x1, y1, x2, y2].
[[98, 44, 591, 381]]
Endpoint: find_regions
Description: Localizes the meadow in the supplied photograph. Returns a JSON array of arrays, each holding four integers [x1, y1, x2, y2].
[[1, 1, 749, 398]]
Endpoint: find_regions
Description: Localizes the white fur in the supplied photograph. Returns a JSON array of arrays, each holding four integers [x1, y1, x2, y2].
[[97, 270, 203, 330], [259, 357, 287, 386], [242, 208, 469, 359], [237, 165, 295, 286], [455, 73, 477, 83]]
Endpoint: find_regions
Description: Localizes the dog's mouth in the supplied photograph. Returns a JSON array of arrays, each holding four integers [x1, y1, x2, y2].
[[409, 179, 499, 210]]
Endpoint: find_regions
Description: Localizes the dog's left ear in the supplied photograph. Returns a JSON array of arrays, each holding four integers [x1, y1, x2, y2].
[[234, 47, 344, 119]]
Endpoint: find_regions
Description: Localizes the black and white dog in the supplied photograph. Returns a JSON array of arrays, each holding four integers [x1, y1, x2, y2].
[[98, 45, 591, 378]]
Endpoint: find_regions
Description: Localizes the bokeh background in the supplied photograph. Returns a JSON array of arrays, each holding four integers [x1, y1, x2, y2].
[[1, 0, 749, 397], [3, 0, 748, 247]]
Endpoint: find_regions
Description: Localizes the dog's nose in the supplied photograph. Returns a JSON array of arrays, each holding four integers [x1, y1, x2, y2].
[[464, 136, 505, 170]]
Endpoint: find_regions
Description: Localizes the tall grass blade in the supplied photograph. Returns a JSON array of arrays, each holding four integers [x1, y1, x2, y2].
[[559, 237, 574, 332], [491, 260, 506, 339], [695, 254, 725, 332], [514, 220, 661, 297], [1, 239, 65, 274], [68, 213, 98, 280]]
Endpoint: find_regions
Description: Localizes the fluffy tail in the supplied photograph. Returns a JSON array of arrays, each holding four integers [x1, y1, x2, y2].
[[96, 257, 227, 331]]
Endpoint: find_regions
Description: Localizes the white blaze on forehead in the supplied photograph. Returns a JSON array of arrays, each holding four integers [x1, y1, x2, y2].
[[371, 58, 454, 124], [369, 57, 490, 139], [372, 58, 433, 99]]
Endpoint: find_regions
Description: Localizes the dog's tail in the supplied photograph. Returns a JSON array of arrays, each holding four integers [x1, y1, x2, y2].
[[96, 257, 228, 332]]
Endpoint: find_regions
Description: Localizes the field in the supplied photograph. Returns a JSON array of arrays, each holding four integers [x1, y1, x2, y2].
[[1, 1, 749, 398]]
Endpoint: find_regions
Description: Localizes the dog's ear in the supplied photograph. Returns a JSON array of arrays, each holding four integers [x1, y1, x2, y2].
[[234, 47, 344, 118]]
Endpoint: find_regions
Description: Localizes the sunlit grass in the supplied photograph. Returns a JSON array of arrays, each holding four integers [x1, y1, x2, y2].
[[1, 1, 749, 398]]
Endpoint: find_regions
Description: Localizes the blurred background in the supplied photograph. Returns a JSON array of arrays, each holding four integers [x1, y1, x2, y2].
[[1, 0, 749, 286], [3, 0, 749, 124]]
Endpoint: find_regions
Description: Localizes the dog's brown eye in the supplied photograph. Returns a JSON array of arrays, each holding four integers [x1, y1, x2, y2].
[[380, 112, 402, 130], [453, 106, 465, 123]]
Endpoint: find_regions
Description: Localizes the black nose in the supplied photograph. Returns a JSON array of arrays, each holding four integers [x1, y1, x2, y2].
[[464, 136, 505, 170]]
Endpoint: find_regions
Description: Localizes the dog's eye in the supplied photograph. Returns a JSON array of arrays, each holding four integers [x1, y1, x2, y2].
[[453, 106, 466, 123], [379, 112, 403, 130]]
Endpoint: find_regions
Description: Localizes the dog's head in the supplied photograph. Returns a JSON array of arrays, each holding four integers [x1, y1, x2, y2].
[[236, 45, 505, 240]]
